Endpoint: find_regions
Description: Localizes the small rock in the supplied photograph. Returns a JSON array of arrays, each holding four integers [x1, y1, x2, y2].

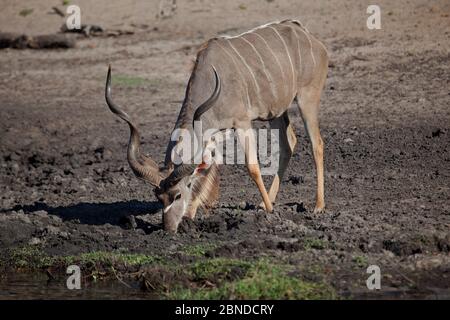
[[7, 152, 21, 162], [29, 237, 42, 245], [59, 231, 70, 239], [53, 174, 64, 184], [382, 249, 396, 258], [48, 215, 62, 223], [32, 210, 48, 218], [239, 201, 249, 210], [10, 163, 19, 173], [17, 214, 32, 224], [344, 138, 354, 143], [45, 225, 61, 235], [70, 157, 80, 169], [102, 148, 113, 160]]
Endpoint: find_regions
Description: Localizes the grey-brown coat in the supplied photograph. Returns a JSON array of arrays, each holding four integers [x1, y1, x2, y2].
[[105, 19, 329, 232]]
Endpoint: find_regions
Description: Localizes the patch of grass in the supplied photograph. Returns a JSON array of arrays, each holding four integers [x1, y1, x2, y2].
[[238, 4, 247, 10], [111, 75, 159, 87], [61, 251, 160, 267], [188, 258, 252, 281], [3, 246, 160, 273], [62, 0, 70, 5], [7, 246, 52, 269], [59, 252, 162, 281], [180, 244, 218, 257], [19, 8, 34, 17], [168, 259, 337, 299], [3, 247, 338, 299], [303, 237, 327, 250], [352, 255, 368, 268]]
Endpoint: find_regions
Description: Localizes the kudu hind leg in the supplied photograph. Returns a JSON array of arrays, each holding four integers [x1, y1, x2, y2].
[[262, 112, 297, 206], [297, 86, 325, 213], [237, 128, 273, 213]]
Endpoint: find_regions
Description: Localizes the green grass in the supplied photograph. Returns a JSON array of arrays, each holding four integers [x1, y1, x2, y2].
[[3, 246, 160, 272], [352, 255, 368, 268], [60, 251, 160, 267], [167, 259, 336, 300], [7, 246, 53, 269], [111, 75, 159, 88], [188, 258, 252, 280], [3, 247, 338, 299], [180, 243, 218, 257], [303, 237, 327, 250], [19, 8, 33, 17], [62, 0, 70, 5]]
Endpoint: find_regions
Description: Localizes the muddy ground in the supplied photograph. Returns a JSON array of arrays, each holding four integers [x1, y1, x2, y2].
[[0, 0, 449, 299]]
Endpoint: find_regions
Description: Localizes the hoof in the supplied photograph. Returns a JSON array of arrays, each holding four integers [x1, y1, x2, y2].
[[313, 206, 325, 214], [258, 201, 273, 213]]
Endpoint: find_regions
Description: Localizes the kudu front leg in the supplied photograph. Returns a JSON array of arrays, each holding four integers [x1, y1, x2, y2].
[[237, 128, 273, 213]]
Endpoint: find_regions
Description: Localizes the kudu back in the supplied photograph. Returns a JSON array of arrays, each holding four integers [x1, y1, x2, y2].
[[105, 19, 329, 232]]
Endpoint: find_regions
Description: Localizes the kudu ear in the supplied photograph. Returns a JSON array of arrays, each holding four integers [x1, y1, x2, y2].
[[193, 161, 211, 176]]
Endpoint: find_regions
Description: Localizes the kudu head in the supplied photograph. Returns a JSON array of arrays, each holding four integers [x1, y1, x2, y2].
[[105, 65, 221, 232]]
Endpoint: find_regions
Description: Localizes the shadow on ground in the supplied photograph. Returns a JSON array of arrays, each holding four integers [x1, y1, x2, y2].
[[3, 200, 162, 226]]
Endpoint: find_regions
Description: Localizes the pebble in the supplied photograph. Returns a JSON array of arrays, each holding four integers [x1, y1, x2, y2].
[[45, 225, 61, 235], [28, 237, 42, 245], [32, 210, 48, 218], [239, 201, 249, 210]]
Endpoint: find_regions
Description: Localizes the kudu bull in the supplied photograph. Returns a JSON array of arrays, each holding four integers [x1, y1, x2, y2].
[[105, 20, 328, 232]]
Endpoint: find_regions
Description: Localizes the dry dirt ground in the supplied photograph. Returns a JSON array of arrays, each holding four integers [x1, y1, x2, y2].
[[0, 0, 449, 299]]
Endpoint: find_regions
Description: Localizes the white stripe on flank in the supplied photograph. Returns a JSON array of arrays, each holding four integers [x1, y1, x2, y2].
[[245, 87, 252, 115], [290, 27, 302, 82], [252, 32, 285, 88], [215, 41, 251, 110], [240, 36, 277, 100], [297, 27, 316, 68], [227, 40, 261, 96], [268, 26, 296, 93]]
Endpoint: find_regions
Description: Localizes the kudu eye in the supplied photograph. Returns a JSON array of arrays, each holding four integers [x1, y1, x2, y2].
[[174, 193, 181, 201], [187, 182, 192, 188]]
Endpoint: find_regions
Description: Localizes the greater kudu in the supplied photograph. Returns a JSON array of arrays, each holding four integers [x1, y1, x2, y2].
[[105, 19, 328, 232]]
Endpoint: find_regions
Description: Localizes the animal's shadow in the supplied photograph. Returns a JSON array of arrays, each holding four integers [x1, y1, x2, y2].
[[4, 200, 163, 233]]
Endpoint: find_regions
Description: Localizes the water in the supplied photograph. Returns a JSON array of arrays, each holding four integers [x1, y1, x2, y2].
[[1, 272, 448, 300], [0, 272, 154, 300]]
